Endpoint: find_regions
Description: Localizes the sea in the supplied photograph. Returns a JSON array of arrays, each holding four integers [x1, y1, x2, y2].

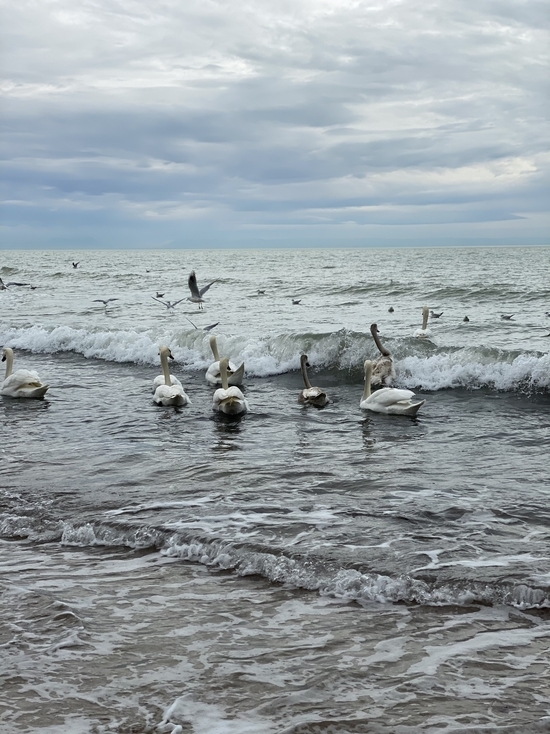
[[1, 246, 549, 734]]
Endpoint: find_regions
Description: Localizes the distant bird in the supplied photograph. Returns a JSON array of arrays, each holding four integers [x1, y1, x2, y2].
[[152, 296, 184, 310], [430, 310, 443, 319], [156, 292, 165, 299], [415, 306, 431, 338], [257, 290, 266, 295], [72, 262, 79, 269], [388, 306, 394, 313], [544, 333, 550, 338], [188, 271, 217, 310], [0, 277, 30, 290], [185, 316, 219, 331], [545, 312, 550, 317], [298, 354, 329, 407], [463, 316, 470, 322], [292, 299, 302, 305], [92, 298, 119, 307], [501, 314, 514, 320], [1, 348, 49, 399]]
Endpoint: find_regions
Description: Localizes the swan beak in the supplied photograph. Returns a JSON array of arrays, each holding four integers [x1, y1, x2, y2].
[[1, 355, 5, 362], [168, 353, 174, 360]]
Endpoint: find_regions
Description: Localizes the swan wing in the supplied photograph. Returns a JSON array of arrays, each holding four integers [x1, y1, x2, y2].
[[153, 383, 189, 406], [368, 387, 415, 406], [152, 374, 183, 392]]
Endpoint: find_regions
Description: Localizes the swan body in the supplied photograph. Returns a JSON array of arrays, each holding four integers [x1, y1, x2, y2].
[[1, 348, 49, 399], [360, 360, 424, 416], [369, 323, 395, 387], [205, 335, 244, 386], [212, 358, 248, 415], [415, 306, 431, 338], [298, 354, 329, 407], [153, 346, 190, 407]]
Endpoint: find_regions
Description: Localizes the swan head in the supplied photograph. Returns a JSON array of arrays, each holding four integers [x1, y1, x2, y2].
[[158, 345, 174, 361], [300, 354, 310, 368], [2, 347, 13, 363], [370, 323, 379, 335]]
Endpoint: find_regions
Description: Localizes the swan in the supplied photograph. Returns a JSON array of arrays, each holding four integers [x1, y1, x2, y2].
[[152, 346, 183, 393], [415, 306, 431, 338], [153, 346, 190, 407], [212, 358, 248, 415], [205, 335, 244, 386], [298, 355, 329, 407], [1, 348, 49, 399], [360, 360, 424, 416], [370, 323, 395, 386]]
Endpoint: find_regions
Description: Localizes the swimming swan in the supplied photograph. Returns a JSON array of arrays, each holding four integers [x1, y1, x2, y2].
[[152, 347, 183, 393], [360, 360, 425, 416], [1, 348, 49, 399], [370, 323, 395, 386], [206, 335, 245, 386], [415, 306, 431, 338], [153, 346, 190, 407], [298, 354, 329, 407], [212, 358, 248, 415]]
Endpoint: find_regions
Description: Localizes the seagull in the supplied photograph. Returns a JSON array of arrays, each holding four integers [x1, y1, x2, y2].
[[72, 262, 80, 269], [545, 312, 550, 317], [501, 314, 514, 320], [93, 298, 119, 307], [257, 290, 266, 295], [156, 292, 165, 299], [430, 310, 443, 319], [188, 271, 217, 310], [463, 316, 470, 322], [0, 277, 30, 290], [185, 317, 219, 331], [152, 296, 184, 310], [388, 306, 394, 313], [292, 299, 302, 305]]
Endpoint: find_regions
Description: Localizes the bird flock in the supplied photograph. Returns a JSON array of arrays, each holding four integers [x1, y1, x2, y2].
[[2, 260, 549, 414]]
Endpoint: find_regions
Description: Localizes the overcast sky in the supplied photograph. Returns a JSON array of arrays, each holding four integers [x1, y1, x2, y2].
[[2, 0, 549, 249]]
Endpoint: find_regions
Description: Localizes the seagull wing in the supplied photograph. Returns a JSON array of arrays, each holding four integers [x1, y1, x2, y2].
[[7, 282, 30, 287], [152, 296, 168, 307], [199, 279, 217, 297], [185, 316, 198, 329], [92, 299, 106, 304], [203, 322, 219, 331], [172, 299, 185, 307], [188, 271, 201, 299]]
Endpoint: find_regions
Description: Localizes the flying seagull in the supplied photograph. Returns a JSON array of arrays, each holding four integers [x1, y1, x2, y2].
[[72, 262, 80, 269], [185, 316, 220, 331], [430, 310, 443, 319], [187, 271, 217, 310], [0, 277, 30, 290], [152, 296, 184, 310], [93, 298, 119, 307]]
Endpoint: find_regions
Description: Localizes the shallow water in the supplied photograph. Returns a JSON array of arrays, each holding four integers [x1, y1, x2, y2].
[[1, 246, 550, 733]]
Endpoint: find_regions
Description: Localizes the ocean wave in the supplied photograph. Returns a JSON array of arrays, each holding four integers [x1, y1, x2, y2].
[[1, 324, 548, 392], [54, 521, 550, 610]]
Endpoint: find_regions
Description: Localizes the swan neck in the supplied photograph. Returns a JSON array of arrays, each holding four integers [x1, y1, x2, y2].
[[300, 358, 312, 389], [362, 362, 372, 401], [220, 360, 229, 390], [209, 335, 220, 361], [421, 307, 429, 330], [3, 349, 13, 379], [371, 326, 390, 356], [160, 351, 171, 386]]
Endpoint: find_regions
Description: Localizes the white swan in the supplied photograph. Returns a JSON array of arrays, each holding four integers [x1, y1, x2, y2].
[[1, 348, 49, 399], [415, 306, 431, 338], [212, 358, 248, 415], [298, 354, 329, 407], [205, 335, 245, 386], [153, 346, 190, 407], [360, 359, 425, 416], [370, 323, 395, 386], [152, 346, 183, 393]]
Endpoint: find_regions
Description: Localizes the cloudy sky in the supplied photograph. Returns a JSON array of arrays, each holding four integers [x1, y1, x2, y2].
[[2, 0, 548, 249]]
